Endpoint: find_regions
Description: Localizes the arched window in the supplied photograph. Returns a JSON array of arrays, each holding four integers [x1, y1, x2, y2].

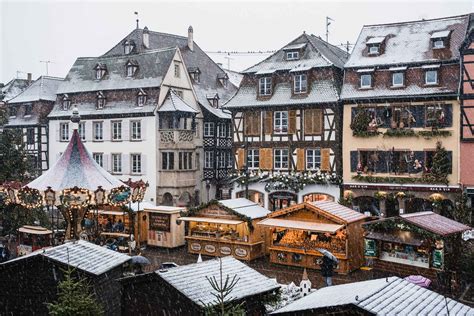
[[162, 193, 174, 206]]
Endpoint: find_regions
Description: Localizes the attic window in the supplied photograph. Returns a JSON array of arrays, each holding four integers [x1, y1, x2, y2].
[[126, 61, 138, 77], [368, 45, 380, 55], [286, 51, 299, 61], [188, 67, 201, 83], [218, 73, 229, 87], [137, 89, 147, 107], [207, 94, 220, 108], [123, 40, 135, 54], [95, 64, 107, 80], [62, 95, 71, 111], [96, 91, 106, 109], [366, 37, 385, 55], [431, 30, 450, 49], [24, 103, 33, 116]]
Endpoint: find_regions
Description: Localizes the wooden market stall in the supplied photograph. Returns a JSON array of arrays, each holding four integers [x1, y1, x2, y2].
[[17, 225, 53, 256], [142, 205, 185, 248], [178, 198, 270, 261], [363, 211, 471, 280], [257, 201, 368, 274]]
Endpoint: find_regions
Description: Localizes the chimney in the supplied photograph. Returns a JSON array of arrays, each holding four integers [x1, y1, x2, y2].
[[188, 26, 194, 51], [27, 73, 32, 84], [143, 26, 149, 49]]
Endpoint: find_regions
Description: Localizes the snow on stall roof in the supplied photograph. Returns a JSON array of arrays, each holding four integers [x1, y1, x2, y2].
[[310, 201, 367, 223], [258, 218, 343, 233], [400, 211, 471, 236], [158, 256, 279, 306], [158, 90, 198, 113], [8, 76, 63, 104], [218, 198, 271, 219], [345, 15, 469, 68]]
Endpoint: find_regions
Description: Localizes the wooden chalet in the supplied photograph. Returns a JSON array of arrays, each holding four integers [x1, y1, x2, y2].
[[178, 198, 270, 261], [258, 201, 368, 274]]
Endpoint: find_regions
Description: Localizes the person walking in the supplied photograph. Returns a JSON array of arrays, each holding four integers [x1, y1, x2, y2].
[[320, 255, 336, 286]]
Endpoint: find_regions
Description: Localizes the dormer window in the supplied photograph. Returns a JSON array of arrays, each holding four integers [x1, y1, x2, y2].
[[123, 40, 135, 54], [217, 73, 229, 87], [433, 39, 445, 49], [425, 70, 438, 85], [96, 91, 106, 109], [188, 67, 201, 83], [94, 63, 107, 80], [207, 94, 220, 108], [259, 77, 272, 96], [62, 95, 71, 111], [294, 73, 307, 94], [368, 45, 380, 55], [126, 60, 138, 77], [360, 74, 372, 88], [431, 30, 450, 49], [286, 51, 299, 60], [366, 37, 385, 56], [137, 89, 147, 107]]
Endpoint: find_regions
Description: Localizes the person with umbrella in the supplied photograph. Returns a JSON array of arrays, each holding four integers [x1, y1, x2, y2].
[[317, 248, 338, 286]]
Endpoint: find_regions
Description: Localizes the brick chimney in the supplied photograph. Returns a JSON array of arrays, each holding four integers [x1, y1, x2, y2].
[[188, 26, 194, 51], [143, 26, 149, 49], [27, 73, 32, 84]]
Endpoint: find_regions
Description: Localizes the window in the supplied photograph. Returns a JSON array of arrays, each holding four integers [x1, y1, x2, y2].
[[218, 152, 226, 168], [62, 96, 71, 111], [95, 68, 106, 80], [259, 77, 272, 96], [306, 148, 321, 170], [24, 104, 32, 116], [286, 51, 299, 60], [226, 152, 233, 168], [190, 71, 200, 83], [274, 111, 288, 133], [204, 122, 214, 137], [127, 64, 138, 77], [294, 74, 307, 94], [162, 152, 175, 170], [26, 128, 35, 145], [368, 45, 380, 54], [247, 149, 259, 169], [131, 154, 142, 174], [130, 120, 142, 140], [179, 152, 193, 170], [204, 151, 214, 169], [112, 154, 122, 174], [78, 122, 86, 141], [97, 92, 106, 109], [137, 94, 146, 107], [175, 90, 184, 99], [392, 72, 404, 87], [124, 41, 134, 54], [426, 104, 446, 128], [93, 153, 103, 167], [218, 123, 226, 138], [391, 105, 415, 129], [433, 39, 445, 49], [174, 63, 180, 78], [425, 70, 438, 85], [60, 123, 69, 141], [274, 149, 289, 170], [9, 106, 17, 117], [360, 74, 372, 88], [111, 121, 122, 141], [93, 122, 103, 141]]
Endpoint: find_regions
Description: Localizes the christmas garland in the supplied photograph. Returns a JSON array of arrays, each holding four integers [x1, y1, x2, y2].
[[352, 130, 381, 137], [418, 130, 451, 138], [262, 171, 341, 192], [352, 174, 448, 185], [383, 129, 416, 137]]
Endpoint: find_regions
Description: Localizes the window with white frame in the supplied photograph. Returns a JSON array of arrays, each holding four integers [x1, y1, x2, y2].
[[204, 151, 214, 169], [306, 148, 321, 170], [60, 123, 69, 142], [218, 123, 226, 138], [78, 122, 86, 141], [111, 121, 122, 141], [93, 122, 103, 141], [425, 70, 438, 85], [433, 39, 445, 49], [259, 77, 272, 96], [127, 64, 137, 77], [62, 96, 71, 111], [124, 41, 134, 54], [274, 111, 288, 133], [218, 152, 226, 168], [179, 152, 193, 170], [130, 120, 142, 140], [286, 51, 299, 60], [131, 154, 142, 174], [360, 74, 372, 88], [112, 154, 122, 173], [93, 153, 103, 167], [274, 149, 289, 170], [368, 45, 380, 54], [162, 152, 174, 170], [247, 149, 259, 169], [97, 92, 106, 109], [392, 72, 404, 87], [204, 122, 214, 137], [294, 74, 307, 94]]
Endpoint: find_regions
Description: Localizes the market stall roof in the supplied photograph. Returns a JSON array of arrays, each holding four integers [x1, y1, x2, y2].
[[310, 201, 368, 224], [400, 211, 471, 236], [218, 198, 271, 219], [26, 129, 125, 192], [365, 231, 424, 246], [98, 210, 127, 216], [18, 225, 52, 235], [178, 217, 244, 225], [130, 202, 184, 213], [258, 218, 343, 233]]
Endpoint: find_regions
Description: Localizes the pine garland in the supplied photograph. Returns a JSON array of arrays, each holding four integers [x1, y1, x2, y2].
[[352, 174, 448, 185], [364, 217, 440, 240]]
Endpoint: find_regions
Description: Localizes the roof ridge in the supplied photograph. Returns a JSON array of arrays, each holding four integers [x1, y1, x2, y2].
[[363, 14, 469, 28], [38, 75, 64, 81], [146, 29, 188, 40], [78, 47, 177, 60]]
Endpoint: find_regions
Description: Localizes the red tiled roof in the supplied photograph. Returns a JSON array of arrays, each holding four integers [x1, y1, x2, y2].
[[401, 211, 471, 236], [310, 201, 368, 224]]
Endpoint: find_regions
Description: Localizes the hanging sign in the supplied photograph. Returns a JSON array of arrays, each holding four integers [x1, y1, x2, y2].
[[149, 213, 171, 232], [432, 248, 444, 269], [364, 238, 377, 257]]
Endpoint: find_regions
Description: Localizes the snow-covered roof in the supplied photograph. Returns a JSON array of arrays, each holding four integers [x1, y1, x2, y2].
[[345, 15, 470, 68], [311, 201, 367, 224], [158, 256, 279, 307], [224, 69, 243, 87], [366, 36, 386, 45], [273, 277, 474, 315], [258, 218, 344, 233], [219, 198, 271, 219], [1, 78, 30, 102], [283, 43, 307, 50], [8, 76, 63, 104], [48, 99, 155, 118], [400, 211, 471, 236], [158, 90, 198, 113], [431, 30, 451, 38], [57, 47, 177, 94]]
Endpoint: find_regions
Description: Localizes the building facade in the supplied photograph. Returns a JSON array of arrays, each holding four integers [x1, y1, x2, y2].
[[341, 15, 470, 217], [225, 33, 348, 211], [5, 76, 63, 177]]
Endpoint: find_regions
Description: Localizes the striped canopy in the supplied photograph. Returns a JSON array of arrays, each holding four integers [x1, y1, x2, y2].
[[27, 129, 125, 192]]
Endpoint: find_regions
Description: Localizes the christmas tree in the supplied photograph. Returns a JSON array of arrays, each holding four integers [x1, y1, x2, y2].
[[424, 141, 450, 185]]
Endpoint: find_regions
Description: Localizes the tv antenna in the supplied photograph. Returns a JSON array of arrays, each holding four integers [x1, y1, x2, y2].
[[40, 60, 52, 75], [134, 11, 139, 29], [224, 53, 234, 70], [326, 16, 334, 43]]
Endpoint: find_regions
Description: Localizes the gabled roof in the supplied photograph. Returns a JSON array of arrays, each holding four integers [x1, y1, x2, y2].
[[158, 90, 198, 113], [57, 47, 177, 94], [345, 14, 470, 68], [158, 256, 279, 307], [8, 76, 63, 104], [1, 78, 31, 102], [273, 277, 474, 315], [218, 198, 270, 219], [400, 211, 470, 236]]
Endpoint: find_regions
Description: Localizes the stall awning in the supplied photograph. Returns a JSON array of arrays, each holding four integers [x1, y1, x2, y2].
[[258, 218, 343, 233], [365, 231, 424, 246], [178, 217, 244, 225], [18, 226, 52, 235], [98, 210, 127, 216]]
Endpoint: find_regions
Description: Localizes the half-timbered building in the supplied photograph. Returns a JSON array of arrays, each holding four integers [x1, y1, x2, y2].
[[341, 15, 470, 217], [5, 76, 63, 176], [225, 33, 348, 211]]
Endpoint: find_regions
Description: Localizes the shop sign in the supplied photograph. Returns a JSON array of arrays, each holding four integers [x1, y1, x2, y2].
[[432, 248, 444, 269], [149, 213, 171, 232], [235, 247, 247, 257], [364, 239, 377, 257], [205, 244, 216, 253], [220, 246, 232, 255], [190, 243, 201, 251]]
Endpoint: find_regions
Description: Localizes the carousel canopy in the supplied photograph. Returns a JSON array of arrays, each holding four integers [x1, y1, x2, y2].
[[27, 129, 125, 192]]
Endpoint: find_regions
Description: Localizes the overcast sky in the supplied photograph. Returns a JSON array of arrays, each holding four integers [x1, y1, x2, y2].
[[1, 0, 472, 83]]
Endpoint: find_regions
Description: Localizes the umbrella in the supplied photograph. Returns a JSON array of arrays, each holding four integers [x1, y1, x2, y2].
[[316, 248, 338, 263], [131, 255, 151, 265], [404, 275, 431, 288]]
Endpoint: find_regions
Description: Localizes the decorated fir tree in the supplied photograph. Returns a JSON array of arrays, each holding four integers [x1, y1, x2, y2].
[[425, 141, 450, 185], [350, 109, 372, 135]]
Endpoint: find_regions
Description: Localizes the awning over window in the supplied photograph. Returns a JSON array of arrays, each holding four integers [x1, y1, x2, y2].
[[178, 217, 244, 225], [258, 218, 343, 233]]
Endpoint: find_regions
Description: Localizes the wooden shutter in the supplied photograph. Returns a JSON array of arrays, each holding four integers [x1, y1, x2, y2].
[[236, 148, 244, 169], [320, 148, 331, 171], [350, 151, 358, 172], [296, 148, 305, 171], [288, 110, 296, 134], [264, 111, 273, 135], [304, 109, 323, 135], [259, 148, 272, 170], [244, 112, 251, 136]]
